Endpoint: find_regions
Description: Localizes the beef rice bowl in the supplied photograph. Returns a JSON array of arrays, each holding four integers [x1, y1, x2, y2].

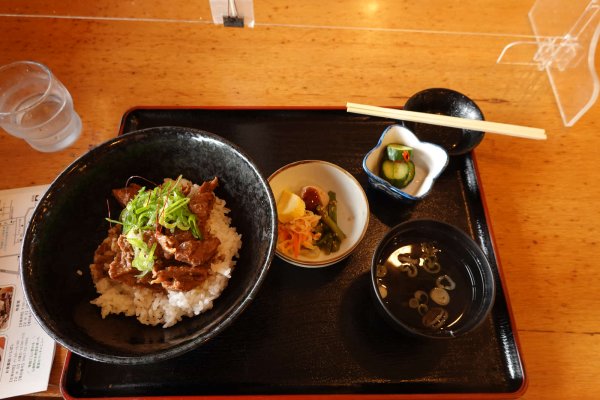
[[90, 176, 242, 328]]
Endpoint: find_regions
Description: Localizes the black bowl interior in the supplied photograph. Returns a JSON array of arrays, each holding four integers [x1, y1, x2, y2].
[[403, 88, 485, 155], [371, 219, 495, 339], [20, 126, 276, 364]]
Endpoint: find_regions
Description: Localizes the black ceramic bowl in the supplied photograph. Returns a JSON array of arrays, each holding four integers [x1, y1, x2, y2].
[[371, 219, 495, 339], [403, 88, 485, 155], [20, 126, 277, 364]]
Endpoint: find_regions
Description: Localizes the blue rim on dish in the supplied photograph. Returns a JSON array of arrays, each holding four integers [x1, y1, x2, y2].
[[362, 125, 449, 203]]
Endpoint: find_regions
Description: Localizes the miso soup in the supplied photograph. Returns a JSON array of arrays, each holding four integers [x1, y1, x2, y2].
[[375, 238, 475, 335]]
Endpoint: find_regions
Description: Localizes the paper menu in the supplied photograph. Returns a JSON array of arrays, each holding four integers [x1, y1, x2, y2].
[[0, 185, 55, 399]]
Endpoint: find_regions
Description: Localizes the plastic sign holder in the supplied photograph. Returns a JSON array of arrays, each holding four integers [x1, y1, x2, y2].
[[498, 0, 600, 126]]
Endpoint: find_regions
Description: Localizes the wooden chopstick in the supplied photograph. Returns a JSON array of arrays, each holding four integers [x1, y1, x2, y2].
[[347, 102, 547, 140]]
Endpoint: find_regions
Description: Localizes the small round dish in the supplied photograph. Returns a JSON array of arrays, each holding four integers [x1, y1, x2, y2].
[[268, 160, 369, 268], [403, 88, 485, 155], [371, 219, 495, 339], [362, 124, 448, 203]]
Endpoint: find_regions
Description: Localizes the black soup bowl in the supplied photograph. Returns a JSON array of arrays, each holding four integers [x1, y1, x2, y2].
[[20, 126, 277, 364], [403, 88, 485, 155], [371, 219, 495, 339]]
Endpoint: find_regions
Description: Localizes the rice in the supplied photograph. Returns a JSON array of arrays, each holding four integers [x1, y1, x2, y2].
[[90, 196, 242, 328]]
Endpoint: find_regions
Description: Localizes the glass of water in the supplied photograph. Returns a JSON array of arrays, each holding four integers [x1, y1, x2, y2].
[[0, 61, 82, 152]]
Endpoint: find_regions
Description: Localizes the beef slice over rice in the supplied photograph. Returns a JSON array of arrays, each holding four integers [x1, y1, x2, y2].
[[89, 177, 242, 328]]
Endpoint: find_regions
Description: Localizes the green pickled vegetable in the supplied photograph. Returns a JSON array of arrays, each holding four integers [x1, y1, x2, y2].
[[380, 143, 416, 189], [317, 205, 346, 241], [327, 191, 338, 221], [386, 144, 413, 162], [314, 190, 346, 254]]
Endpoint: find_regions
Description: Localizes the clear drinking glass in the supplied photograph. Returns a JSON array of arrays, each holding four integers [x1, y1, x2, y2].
[[0, 61, 82, 152]]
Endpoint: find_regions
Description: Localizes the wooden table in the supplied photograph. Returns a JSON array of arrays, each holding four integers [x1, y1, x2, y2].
[[1, 1, 599, 398]]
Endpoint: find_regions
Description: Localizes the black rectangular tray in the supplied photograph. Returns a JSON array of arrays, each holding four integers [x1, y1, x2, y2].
[[61, 107, 526, 399]]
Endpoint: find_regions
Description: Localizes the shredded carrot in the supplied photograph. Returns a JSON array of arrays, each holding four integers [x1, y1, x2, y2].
[[277, 211, 321, 258]]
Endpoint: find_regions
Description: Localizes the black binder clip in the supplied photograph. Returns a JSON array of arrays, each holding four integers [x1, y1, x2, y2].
[[223, 0, 244, 27]]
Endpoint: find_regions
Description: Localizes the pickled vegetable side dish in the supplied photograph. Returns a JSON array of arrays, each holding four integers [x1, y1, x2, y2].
[[380, 143, 415, 189], [276, 185, 346, 259]]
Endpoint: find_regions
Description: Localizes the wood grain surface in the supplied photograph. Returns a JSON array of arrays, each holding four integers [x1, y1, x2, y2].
[[1, 1, 599, 399]]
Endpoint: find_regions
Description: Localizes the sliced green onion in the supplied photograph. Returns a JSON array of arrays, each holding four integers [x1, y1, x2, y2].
[[108, 175, 205, 274], [430, 287, 450, 306], [126, 231, 157, 277]]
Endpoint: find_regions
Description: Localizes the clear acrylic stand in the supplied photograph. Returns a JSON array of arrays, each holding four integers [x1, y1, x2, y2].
[[498, 0, 600, 126]]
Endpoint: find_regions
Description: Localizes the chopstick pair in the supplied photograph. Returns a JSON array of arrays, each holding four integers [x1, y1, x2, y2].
[[346, 102, 547, 140]]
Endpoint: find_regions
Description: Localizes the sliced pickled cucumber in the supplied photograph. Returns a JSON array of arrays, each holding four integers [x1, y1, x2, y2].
[[405, 160, 415, 186], [381, 160, 396, 182], [381, 160, 412, 188], [386, 144, 413, 162]]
